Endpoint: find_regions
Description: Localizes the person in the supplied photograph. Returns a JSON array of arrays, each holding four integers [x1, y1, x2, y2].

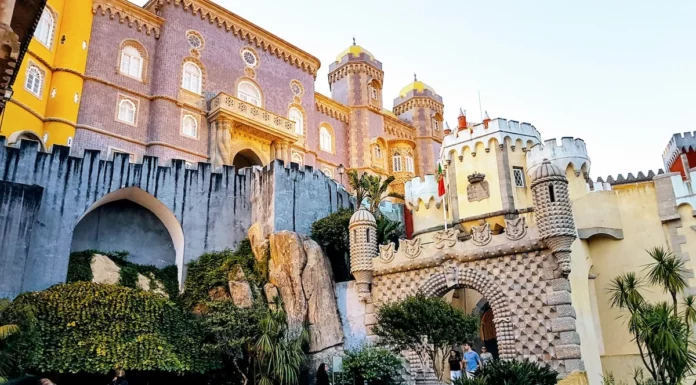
[[480, 346, 493, 367], [39, 379, 55, 385], [462, 342, 482, 378], [316, 362, 330, 385], [448, 349, 462, 381], [109, 369, 128, 385]]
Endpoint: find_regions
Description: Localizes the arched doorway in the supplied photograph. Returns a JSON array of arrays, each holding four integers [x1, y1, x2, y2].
[[444, 289, 499, 358], [7, 130, 46, 151], [72, 187, 185, 283], [233, 149, 263, 169]]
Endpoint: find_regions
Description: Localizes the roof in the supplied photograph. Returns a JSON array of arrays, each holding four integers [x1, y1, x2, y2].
[[530, 159, 565, 183], [399, 80, 436, 98], [349, 207, 376, 227], [335, 44, 375, 63]]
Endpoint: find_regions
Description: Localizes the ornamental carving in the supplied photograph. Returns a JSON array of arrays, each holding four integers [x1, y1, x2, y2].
[[399, 238, 422, 259], [379, 243, 395, 263], [433, 229, 459, 249], [504, 217, 527, 241], [467, 172, 490, 202], [471, 222, 492, 246]]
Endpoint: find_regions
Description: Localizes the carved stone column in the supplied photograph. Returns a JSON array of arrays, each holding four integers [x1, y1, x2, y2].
[[212, 119, 233, 169], [281, 141, 290, 167]]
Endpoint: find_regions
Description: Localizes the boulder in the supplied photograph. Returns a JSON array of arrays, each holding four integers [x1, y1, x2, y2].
[[228, 265, 254, 308], [264, 283, 279, 309], [91, 254, 120, 285], [248, 223, 269, 264], [268, 231, 308, 338]]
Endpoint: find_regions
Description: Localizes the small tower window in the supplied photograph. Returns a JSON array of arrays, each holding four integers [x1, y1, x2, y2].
[[375, 146, 382, 159], [513, 167, 525, 187], [548, 184, 556, 202], [25, 65, 44, 97], [366, 228, 370, 243], [405, 156, 414, 173]]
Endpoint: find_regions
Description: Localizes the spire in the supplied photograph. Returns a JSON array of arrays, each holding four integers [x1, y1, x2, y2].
[[457, 108, 467, 131], [414, 73, 417, 82], [444, 121, 452, 135], [352, 36, 356, 46], [483, 110, 491, 128]]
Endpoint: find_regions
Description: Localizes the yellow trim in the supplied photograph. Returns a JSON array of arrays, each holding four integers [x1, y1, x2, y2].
[[335, 44, 374, 63], [7, 99, 45, 122], [92, 0, 164, 38], [318, 122, 335, 154], [399, 80, 435, 98]]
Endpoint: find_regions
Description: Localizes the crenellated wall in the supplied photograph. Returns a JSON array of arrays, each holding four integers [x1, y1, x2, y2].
[[0, 137, 350, 299], [526, 137, 591, 177]]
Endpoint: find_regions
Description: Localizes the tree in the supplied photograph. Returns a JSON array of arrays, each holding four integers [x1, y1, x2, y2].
[[376, 216, 404, 246], [339, 346, 402, 385], [0, 323, 19, 382], [347, 170, 368, 208], [362, 174, 405, 215], [310, 208, 352, 281], [373, 293, 478, 381], [643, 247, 687, 317], [454, 359, 557, 385], [255, 302, 308, 385]]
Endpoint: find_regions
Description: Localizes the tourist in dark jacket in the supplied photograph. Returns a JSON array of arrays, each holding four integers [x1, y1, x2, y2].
[[316, 363, 330, 385]]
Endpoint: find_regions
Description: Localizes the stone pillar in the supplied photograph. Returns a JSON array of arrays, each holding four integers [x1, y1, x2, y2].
[[0, 0, 16, 28], [547, 274, 584, 376], [212, 119, 233, 169], [281, 141, 290, 167], [348, 207, 377, 302]]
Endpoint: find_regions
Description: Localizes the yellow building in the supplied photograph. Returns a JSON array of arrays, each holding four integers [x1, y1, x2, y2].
[[0, 0, 93, 150]]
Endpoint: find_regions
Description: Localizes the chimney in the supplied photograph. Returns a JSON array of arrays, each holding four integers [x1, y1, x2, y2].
[[444, 122, 452, 135], [483, 110, 491, 128], [457, 108, 467, 131]]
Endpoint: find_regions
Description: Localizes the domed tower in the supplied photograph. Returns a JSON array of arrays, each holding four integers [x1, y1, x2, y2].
[[349, 207, 377, 302], [393, 76, 444, 176], [529, 159, 577, 275], [329, 40, 383, 108]]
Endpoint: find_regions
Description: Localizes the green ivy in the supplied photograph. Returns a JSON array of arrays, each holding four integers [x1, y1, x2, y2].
[[310, 208, 352, 281], [0, 282, 219, 375], [67, 250, 179, 300], [335, 346, 402, 385]]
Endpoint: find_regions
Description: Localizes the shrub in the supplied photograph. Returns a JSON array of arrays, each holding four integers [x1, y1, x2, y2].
[[471, 359, 558, 385], [339, 346, 402, 385], [310, 208, 352, 281], [0, 282, 217, 375]]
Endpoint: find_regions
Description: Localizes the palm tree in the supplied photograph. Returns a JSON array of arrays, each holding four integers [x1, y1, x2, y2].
[[0, 323, 19, 382], [644, 247, 687, 317], [683, 294, 696, 339], [347, 170, 368, 209], [376, 216, 404, 246], [255, 304, 307, 385], [362, 174, 404, 215]]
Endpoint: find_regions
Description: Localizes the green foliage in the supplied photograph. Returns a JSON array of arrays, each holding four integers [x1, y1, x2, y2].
[[0, 323, 20, 381], [458, 359, 557, 385], [643, 247, 687, 317], [310, 208, 352, 281], [339, 346, 402, 385], [451, 376, 487, 385], [347, 171, 404, 215], [181, 239, 265, 310], [67, 250, 179, 299], [255, 303, 308, 385], [373, 293, 478, 381], [0, 282, 218, 375], [376, 216, 404, 246]]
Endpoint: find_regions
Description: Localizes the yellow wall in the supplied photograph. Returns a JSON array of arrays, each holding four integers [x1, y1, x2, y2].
[[0, 0, 93, 148], [452, 142, 503, 219]]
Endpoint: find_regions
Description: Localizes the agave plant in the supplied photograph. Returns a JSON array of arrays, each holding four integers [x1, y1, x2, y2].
[[255, 303, 308, 385], [376, 216, 404, 246], [472, 359, 557, 385]]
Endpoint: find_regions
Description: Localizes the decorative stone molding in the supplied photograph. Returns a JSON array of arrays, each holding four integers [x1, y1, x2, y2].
[[471, 222, 492, 246], [379, 243, 395, 263], [466, 172, 490, 202], [400, 238, 422, 259], [383, 115, 416, 140], [314, 92, 349, 123], [433, 229, 459, 249], [504, 217, 527, 241], [393, 97, 443, 116], [328, 62, 383, 84], [93, 0, 164, 38]]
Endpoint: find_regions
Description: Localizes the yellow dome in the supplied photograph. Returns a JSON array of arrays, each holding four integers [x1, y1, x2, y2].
[[399, 80, 435, 98], [335, 44, 375, 63]]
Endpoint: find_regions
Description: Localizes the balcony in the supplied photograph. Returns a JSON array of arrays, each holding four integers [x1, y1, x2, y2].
[[209, 93, 297, 142]]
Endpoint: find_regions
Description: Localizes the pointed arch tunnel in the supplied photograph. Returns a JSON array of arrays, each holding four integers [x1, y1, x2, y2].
[[420, 266, 516, 359], [75, 187, 185, 284]]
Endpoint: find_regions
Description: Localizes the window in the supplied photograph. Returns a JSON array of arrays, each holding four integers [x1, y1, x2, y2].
[[182, 62, 202, 94], [289, 107, 303, 135], [320, 126, 332, 152], [371, 87, 378, 99], [433, 120, 440, 131], [25, 65, 43, 97], [513, 167, 525, 188], [292, 152, 303, 165], [182, 114, 198, 138], [548, 184, 556, 202], [187, 31, 204, 49], [119, 46, 143, 80], [238, 81, 261, 106], [405, 155, 414, 173], [241, 48, 258, 67], [322, 168, 333, 178], [35, 8, 54, 48], [375, 146, 382, 159], [392, 154, 402, 172], [117, 99, 136, 124]]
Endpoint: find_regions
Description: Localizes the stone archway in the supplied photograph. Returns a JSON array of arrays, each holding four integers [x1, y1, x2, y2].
[[233, 148, 263, 169], [419, 266, 515, 359]]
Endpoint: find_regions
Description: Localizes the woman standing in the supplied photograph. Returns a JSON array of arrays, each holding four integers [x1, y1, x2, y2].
[[448, 350, 462, 381]]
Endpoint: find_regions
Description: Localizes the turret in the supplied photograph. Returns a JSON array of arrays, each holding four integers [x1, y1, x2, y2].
[[349, 207, 377, 302], [328, 40, 383, 108], [529, 159, 576, 275]]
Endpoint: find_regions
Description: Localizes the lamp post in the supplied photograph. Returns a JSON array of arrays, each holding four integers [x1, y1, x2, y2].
[[337, 163, 345, 185]]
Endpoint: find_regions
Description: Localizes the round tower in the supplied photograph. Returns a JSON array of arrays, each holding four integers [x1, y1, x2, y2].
[[328, 40, 383, 108], [529, 159, 577, 275], [349, 206, 377, 302]]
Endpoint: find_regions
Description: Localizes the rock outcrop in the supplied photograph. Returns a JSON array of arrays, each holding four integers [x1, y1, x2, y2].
[[228, 265, 254, 308], [90, 253, 168, 297], [252, 229, 344, 353]]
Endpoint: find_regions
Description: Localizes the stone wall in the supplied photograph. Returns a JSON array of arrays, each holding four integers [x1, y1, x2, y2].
[[0, 139, 349, 299]]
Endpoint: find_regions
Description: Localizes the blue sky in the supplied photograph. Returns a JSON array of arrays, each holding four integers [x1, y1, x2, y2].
[[130, 0, 695, 178]]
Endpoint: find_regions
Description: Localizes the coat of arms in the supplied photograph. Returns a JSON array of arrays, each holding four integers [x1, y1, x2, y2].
[[466, 172, 490, 202], [399, 238, 422, 259], [471, 222, 492, 246], [379, 243, 395, 263], [504, 217, 527, 241], [433, 228, 459, 249]]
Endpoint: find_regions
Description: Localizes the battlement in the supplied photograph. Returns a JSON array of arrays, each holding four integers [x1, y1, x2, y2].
[[404, 174, 443, 211], [440, 118, 542, 160], [662, 131, 696, 170], [526, 137, 591, 177], [592, 169, 664, 191]]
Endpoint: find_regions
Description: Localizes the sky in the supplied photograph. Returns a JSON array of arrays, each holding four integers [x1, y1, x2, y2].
[[130, 0, 696, 179]]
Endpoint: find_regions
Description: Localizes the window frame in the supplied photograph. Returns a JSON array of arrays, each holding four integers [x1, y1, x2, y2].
[[288, 107, 304, 135], [375, 146, 382, 159], [237, 80, 262, 106], [182, 61, 203, 94], [291, 152, 303, 166], [116, 97, 138, 126], [392, 154, 402, 172], [181, 113, 199, 138], [513, 166, 526, 188], [319, 125, 333, 153], [405, 155, 414, 173], [24, 64, 44, 98], [34, 8, 55, 49], [322, 167, 333, 178], [119, 45, 144, 80]]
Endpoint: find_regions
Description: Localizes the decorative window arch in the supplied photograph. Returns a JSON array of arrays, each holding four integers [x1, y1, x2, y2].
[[116, 97, 137, 125], [405, 155, 415, 173], [181, 113, 198, 138], [375, 146, 382, 159], [182, 61, 203, 94], [238, 80, 261, 106], [319, 124, 334, 153], [322, 167, 333, 178], [392, 154, 402, 172], [291, 152, 303, 166], [186, 30, 205, 50], [119, 42, 146, 80], [368, 78, 382, 100], [35, 7, 55, 48], [25, 64, 44, 97], [288, 107, 304, 135]]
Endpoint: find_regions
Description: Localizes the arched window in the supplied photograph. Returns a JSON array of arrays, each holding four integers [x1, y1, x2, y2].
[[182, 62, 202, 94], [289, 107, 303, 135], [392, 154, 402, 172], [34, 8, 54, 48], [119, 46, 144, 80], [319, 126, 333, 153], [322, 167, 333, 178], [291, 152, 303, 165], [375, 146, 382, 159], [405, 155, 414, 173], [238, 81, 261, 106], [548, 184, 556, 202], [182, 114, 198, 137], [117, 99, 136, 124], [25, 65, 43, 97]]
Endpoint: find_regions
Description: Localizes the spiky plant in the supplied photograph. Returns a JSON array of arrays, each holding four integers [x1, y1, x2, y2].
[[255, 304, 308, 385], [0, 324, 19, 382], [347, 170, 368, 209], [644, 246, 687, 317], [363, 174, 404, 215], [683, 294, 696, 338]]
